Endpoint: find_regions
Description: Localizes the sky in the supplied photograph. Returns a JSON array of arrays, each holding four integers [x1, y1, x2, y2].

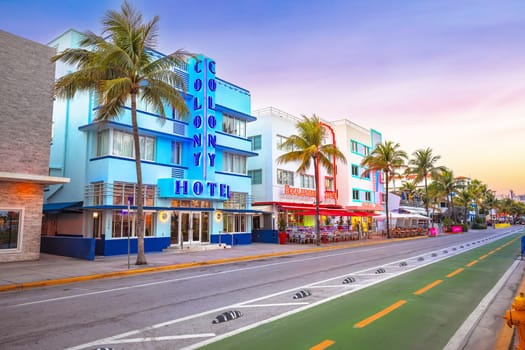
[[1, 0, 524, 196]]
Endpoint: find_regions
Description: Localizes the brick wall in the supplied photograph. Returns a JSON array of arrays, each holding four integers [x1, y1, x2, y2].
[[0, 30, 55, 175], [0, 30, 56, 261]]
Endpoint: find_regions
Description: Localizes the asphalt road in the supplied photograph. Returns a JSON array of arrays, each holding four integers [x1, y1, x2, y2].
[[1, 229, 521, 350]]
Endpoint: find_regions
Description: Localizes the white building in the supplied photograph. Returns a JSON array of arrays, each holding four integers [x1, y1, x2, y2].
[[247, 107, 384, 236]]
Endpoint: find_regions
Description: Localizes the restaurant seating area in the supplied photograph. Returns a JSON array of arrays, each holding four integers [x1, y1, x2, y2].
[[384, 227, 426, 238], [286, 225, 366, 244]]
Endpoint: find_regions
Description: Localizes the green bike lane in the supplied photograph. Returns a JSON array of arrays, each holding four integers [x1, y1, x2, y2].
[[200, 232, 523, 350]]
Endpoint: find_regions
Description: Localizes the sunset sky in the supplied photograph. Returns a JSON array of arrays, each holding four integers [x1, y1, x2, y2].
[[2, 0, 524, 196]]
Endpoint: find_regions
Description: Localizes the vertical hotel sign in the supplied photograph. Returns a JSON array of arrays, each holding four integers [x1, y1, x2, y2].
[[185, 55, 230, 199]]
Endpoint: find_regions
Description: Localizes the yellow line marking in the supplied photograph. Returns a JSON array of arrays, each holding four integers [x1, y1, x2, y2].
[[466, 260, 478, 267], [310, 339, 335, 350], [479, 254, 489, 260], [414, 279, 443, 295], [354, 300, 407, 328], [488, 250, 496, 255], [447, 268, 464, 278]]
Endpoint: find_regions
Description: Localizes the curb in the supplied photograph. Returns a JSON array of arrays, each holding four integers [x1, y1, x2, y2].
[[495, 262, 525, 349], [0, 235, 426, 293]]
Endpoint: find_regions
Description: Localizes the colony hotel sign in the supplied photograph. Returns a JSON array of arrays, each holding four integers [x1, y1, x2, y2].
[[158, 55, 230, 200]]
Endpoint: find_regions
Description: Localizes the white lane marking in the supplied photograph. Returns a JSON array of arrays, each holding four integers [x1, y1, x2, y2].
[[63, 231, 519, 350], [106, 333, 216, 344], [237, 303, 309, 307], [8, 245, 388, 307]]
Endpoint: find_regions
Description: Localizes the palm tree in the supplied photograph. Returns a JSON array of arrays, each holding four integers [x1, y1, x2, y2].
[[51, 1, 190, 265], [454, 189, 474, 224], [432, 168, 459, 224], [361, 141, 407, 239], [407, 148, 445, 218], [276, 115, 347, 245]]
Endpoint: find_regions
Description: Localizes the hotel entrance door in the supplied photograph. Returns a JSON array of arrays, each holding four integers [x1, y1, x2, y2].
[[170, 212, 210, 246]]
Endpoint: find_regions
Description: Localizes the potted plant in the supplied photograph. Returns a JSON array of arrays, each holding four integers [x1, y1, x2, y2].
[[278, 217, 287, 244]]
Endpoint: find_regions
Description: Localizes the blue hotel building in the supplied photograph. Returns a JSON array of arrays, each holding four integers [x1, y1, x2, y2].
[[43, 30, 258, 258]]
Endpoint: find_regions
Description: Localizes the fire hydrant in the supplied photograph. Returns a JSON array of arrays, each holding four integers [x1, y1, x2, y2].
[[504, 292, 525, 350]]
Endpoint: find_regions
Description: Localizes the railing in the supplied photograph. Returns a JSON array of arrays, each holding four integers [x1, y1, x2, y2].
[[84, 182, 158, 207]]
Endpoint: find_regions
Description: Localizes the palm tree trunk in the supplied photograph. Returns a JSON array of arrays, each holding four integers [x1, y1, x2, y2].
[[424, 176, 429, 234], [385, 171, 391, 239], [314, 154, 321, 246], [131, 93, 147, 265]]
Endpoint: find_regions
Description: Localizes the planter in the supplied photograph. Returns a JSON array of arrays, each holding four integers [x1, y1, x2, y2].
[[278, 232, 287, 244], [451, 225, 463, 233]]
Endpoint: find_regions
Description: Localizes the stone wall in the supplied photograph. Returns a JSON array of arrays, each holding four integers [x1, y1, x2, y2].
[[0, 30, 56, 261]]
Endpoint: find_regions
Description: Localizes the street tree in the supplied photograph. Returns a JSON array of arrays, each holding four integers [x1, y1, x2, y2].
[[361, 141, 407, 239]]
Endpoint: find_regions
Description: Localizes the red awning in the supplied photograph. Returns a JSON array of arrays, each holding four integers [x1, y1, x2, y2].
[[295, 209, 359, 217]]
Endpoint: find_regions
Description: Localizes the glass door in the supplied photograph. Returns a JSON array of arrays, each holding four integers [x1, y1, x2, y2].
[[192, 212, 200, 243], [181, 212, 190, 244], [170, 212, 179, 245]]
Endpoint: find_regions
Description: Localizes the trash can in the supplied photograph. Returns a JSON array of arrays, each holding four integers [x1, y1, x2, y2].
[[279, 232, 286, 244]]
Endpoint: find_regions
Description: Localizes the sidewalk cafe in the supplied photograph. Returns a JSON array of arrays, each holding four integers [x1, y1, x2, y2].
[[374, 213, 431, 238], [278, 204, 379, 244]]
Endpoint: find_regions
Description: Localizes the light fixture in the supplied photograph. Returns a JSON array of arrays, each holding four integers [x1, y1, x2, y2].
[[93, 212, 99, 219]]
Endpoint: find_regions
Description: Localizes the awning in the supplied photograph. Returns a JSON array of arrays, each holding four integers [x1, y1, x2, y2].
[[295, 209, 374, 217], [43, 201, 83, 213], [221, 209, 269, 215]]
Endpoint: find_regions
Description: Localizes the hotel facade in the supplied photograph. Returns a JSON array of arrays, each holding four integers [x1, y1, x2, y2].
[[43, 30, 257, 258]]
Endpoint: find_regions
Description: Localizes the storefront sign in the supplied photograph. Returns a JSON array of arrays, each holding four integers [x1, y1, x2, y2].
[[284, 184, 335, 200]]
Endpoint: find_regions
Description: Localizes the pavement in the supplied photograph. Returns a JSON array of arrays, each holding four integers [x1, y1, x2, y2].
[[1, 229, 524, 349]]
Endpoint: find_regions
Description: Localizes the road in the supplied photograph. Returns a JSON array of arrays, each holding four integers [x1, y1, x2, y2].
[[1, 229, 521, 349]]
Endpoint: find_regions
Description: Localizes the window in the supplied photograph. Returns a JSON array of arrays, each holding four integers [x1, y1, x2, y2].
[[111, 210, 154, 238], [223, 214, 247, 233], [276, 135, 293, 151], [140, 135, 155, 161], [352, 189, 359, 200], [325, 177, 334, 191], [249, 135, 261, 150], [350, 140, 370, 156], [92, 182, 105, 206], [113, 182, 156, 206], [365, 192, 372, 201], [171, 141, 182, 165], [352, 164, 370, 179], [97, 129, 156, 161], [300, 174, 315, 189], [223, 192, 248, 209], [96, 129, 109, 156], [351, 165, 359, 177], [222, 114, 246, 137], [248, 169, 262, 185], [0, 210, 20, 250], [222, 152, 247, 174], [277, 169, 294, 185]]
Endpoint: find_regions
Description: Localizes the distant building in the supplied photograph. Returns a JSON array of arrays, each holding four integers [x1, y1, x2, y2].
[[43, 30, 256, 258], [0, 30, 69, 262]]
